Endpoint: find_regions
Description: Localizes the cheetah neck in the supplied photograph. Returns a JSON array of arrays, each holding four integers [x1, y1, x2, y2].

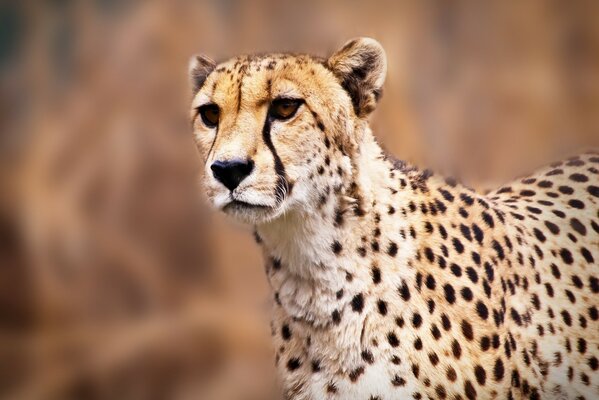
[[255, 128, 419, 328]]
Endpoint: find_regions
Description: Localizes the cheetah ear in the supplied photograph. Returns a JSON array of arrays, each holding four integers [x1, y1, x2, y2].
[[327, 38, 387, 118], [189, 54, 216, 93]]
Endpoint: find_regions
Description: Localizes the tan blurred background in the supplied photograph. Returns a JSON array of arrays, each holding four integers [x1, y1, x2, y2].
[[0, 1, 598, 399]]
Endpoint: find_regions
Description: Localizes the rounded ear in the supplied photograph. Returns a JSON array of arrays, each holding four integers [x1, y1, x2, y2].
[[327, 38, 387, 118], [188, 54, 216, 93]]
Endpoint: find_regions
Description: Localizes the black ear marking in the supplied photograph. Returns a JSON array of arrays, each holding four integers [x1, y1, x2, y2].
[[189, 54, 216, 93], [327, 38, 387, 117]]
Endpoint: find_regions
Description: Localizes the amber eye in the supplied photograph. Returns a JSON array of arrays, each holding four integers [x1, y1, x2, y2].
[[198, 104, 220, 128], [270, 98, 303, 120]]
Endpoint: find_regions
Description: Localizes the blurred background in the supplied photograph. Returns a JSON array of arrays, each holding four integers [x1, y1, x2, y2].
[[0, 1, 598, 399]]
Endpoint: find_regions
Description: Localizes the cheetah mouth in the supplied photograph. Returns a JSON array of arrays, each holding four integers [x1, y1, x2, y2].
[[222, 200, 273, 212]]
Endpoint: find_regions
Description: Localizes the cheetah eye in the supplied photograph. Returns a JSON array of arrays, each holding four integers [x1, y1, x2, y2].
[[270, 98, 303, 120], [198, 104, 220, 128]]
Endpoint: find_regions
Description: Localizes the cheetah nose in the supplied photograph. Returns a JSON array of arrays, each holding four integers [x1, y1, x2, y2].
[[211, 159, 254, 191]]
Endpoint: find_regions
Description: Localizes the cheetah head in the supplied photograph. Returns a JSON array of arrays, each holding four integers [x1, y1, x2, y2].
[[189, 38, 387, 224]]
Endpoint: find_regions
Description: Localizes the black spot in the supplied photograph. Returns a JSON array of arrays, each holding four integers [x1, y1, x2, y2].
[[559, 185, 574, 195], [472, 224, 484, 244], [311, 359, 321, 372], [428, 299, 436, 314], [578, 337, 587, 354], [391, 375, 406, 387], [437, 256, 447, 269], [438, 224, 448, 239], [546, 208, 562, 219], [361, 350, 374, 364], [348, 366, 364, 382], [460, 224, 472, 241], [476, 301, 489, 320], [474, 365, 486, 385], [561, 310, 572, 326], [351, 293, 364, 313], [412, 312, 423, 328], [546, 168, 563, 176], [588, 185, 599, 197], [431, 325, 442, 340], [332, 309, 342, 324], [568, 199, 585, 209], [446, 367, 457, 381], [371, 266, 381, 284], [480, 336, 491, 351], [570, 218, 586, 235], [414, 337, 423, 350], [526, 206, 542, 214], [464, 380, 477, 400], [569, 173, 588, 182], [559, 248, 574, 264], [482, 212, 494, 228], [439, 189, 455, 202], [377, 299, 388, 316], [581, 247, 594, 264], [551, 263, 561, 279], [451, 263, 462, 277], [461, 320, 474, 340], [399, 281, 411, 301], [452, 238, 464, 254], [466, 267, 479, 284], [435, 385, 446, 399], [492, 240, 505, 260], [441, 314, 451, 330], [461, 287, 473, 301], [387, 332, 400, 347], [326, 382, 337, 393], [494, 358, 505, 381], [287, 357, 301, 371], [460, 193, 474, 205], [444, 284, 456, 304], [484, 262, 495, 282], [532, 228, 546, 242], [424, 247, 435, 263], [332, 240, 342, 254], [281, 324, 292, 340], [590, 306, 599, 320], [425, 274, 436, 290], [387, 242, 398, 257], [452, 339, 461, 359]]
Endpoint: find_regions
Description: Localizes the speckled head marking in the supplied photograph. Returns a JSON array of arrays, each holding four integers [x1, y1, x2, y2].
[[189, 38, 386, 224]]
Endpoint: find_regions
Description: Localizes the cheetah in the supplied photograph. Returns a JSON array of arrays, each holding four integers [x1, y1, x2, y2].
[[188, 38, 599, 399]]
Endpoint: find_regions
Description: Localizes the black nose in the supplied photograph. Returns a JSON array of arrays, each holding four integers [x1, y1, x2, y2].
[[211, 159, 254, 191]]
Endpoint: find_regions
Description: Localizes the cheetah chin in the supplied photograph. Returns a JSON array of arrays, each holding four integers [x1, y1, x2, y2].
[[189, 38, 599, 399]]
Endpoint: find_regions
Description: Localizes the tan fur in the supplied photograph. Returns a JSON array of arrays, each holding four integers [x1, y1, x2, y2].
[[190, 38, 599, 399]]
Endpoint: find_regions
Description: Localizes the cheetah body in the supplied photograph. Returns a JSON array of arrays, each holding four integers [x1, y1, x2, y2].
[[189, 38, 599, 399]]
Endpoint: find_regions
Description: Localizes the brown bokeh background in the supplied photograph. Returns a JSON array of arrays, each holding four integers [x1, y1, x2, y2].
[[1, 1, 598, 399]]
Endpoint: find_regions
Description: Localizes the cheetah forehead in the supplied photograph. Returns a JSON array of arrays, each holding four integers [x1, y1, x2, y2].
[[193, 53, 329, 104]]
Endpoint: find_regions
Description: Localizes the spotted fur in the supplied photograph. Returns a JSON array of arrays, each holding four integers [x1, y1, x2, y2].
[[189, 38, 599, 399]]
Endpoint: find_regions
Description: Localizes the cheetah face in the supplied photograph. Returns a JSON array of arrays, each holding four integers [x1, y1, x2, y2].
[[189, 38, 386, 224]]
